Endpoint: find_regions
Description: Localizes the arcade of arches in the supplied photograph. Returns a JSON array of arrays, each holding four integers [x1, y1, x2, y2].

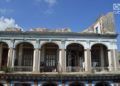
[[0, 42, 113, 72]]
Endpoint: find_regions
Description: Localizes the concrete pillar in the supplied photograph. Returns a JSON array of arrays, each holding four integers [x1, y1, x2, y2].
[[58, 49, 62, 72], [33, 48, 40, 72], [84, 49, 88, 72], [58, 48, 66, 72], [112, 49, 119, 71], [59, 41, 66, 72], [85, 49, 91, 72], [0, 44, 3, 68], [61, 49, 66, 72], [108, 50, 113, 71], [11, 49, 15, 68], [7, 48, 15, 68]]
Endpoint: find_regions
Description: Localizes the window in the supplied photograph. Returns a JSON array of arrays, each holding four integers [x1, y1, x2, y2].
[[95, 27, 99, 33]]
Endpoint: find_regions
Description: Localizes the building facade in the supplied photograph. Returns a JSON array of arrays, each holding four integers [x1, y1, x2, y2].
[[0, 12, 120, 86]]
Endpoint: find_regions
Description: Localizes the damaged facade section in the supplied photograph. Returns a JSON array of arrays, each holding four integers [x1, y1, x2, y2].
[[82, 12, 116, 34]]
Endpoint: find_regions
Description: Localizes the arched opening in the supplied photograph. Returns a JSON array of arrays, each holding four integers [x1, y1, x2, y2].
[[66, 43, 84, 72], [14, 83, 31, 86], [95, 82, 111, 86], [40, 43, 59, 72], [91, 44, 109, 72], [42, 82, 57, 86], [14, 42, 34, 71], [69, 82, 85, 86], [0, 42, 8, 70]]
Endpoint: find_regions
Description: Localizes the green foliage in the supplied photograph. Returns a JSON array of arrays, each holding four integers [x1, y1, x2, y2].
[[1, 66, 13, 73]]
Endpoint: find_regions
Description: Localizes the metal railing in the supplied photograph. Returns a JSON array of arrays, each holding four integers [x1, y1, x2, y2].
[[13, 66, 33, 72], [66, 66, 85, 72], [91, 67, 109, 72], [1, 66, 120, 73], [40, 66, 57, 72]]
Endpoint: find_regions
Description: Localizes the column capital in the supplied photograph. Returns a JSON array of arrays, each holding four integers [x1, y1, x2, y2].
[[61, 39, 66, 42], [34, 40, 40, 49], [60, 40, 66, 49], [9, 47, 15, 50], [34, 48, 41, 50], [84, 48, 91, 51]]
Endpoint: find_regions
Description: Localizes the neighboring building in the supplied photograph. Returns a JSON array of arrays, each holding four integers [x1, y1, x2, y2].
[[0, 12, 120, 86]]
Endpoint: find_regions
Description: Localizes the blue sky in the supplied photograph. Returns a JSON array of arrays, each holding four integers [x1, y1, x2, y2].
[[0, 0, 120, 49]]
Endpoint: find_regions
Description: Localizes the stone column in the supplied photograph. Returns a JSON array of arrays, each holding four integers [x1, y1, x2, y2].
[[59, 41, 66, 72], [7, 48, 15, 68], [87, 49, 92, 72], [11, 48, 15, 68], [0, 44, 3, 68], [84, 49, 88, 72], [33, 48, 40, 72], [58, 49, 62, 72], [59, 49, 66, 72], [84, 49, 91, 72], [62, 49, 66, 72], [108, 50, 113, 71], [112, 49, 119, 71]]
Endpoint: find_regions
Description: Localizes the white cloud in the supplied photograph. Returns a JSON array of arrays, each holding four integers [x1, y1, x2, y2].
[[0, 8, 14, 15], [35, 0, 57, 7], [44, 0, 57, 7], [0, 17, 21, 31], [35, 0, 57, 15]]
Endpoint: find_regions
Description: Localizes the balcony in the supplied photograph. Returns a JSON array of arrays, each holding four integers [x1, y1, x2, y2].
[[91, 67, 109, 72], [66, 66, 85, 72], [13, 66, 33, 72], [40, 66, 58, 72]]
